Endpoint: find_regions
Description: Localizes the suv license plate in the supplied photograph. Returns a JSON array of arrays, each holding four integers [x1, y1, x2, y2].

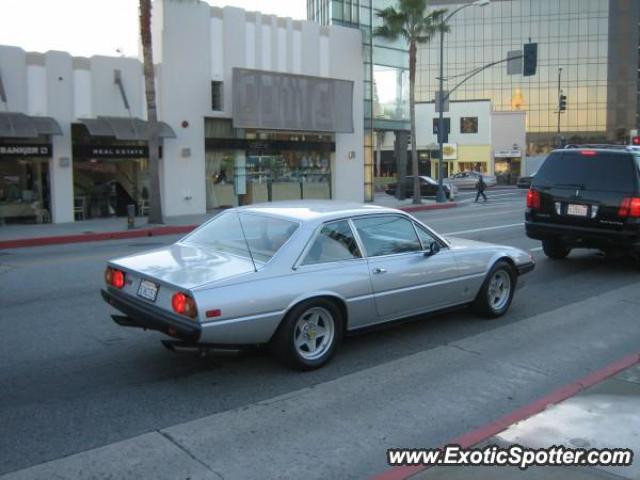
[[138, 279, 159, 302], [567, 204, 588, 217]]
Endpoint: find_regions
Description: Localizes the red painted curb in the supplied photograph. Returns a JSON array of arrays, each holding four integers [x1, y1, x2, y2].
[[0, 224, 197, 250], [399, 202, 458, 213], [371, 352, 640, 480]]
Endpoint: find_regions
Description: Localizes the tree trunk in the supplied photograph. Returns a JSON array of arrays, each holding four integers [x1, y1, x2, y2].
[[409, 40, 420, 204], [140, 0, 163, 224]]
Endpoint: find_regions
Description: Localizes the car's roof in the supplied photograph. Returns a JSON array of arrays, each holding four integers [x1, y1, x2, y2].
[[557, 147, 632, 155], [235, 200, 400, 222]]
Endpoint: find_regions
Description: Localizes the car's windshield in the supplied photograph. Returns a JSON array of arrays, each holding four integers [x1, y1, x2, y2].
[[182, 211, 299, 263]]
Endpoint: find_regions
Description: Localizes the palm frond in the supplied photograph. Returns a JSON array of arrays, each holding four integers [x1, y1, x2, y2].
[[374, 6, 408, 41]]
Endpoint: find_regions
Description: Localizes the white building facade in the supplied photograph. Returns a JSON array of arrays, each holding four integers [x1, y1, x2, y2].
[[376, 100, 526, 184], [0, 0, 363, 224]]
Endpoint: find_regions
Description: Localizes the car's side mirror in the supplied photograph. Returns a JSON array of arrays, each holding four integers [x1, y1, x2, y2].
[[424, 242, 440, 257]]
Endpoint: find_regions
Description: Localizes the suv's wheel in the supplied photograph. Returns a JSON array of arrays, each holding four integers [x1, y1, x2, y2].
[[542, 239, 570, 259], [473, 260, 516, 318], [270, 298, 344, 370]]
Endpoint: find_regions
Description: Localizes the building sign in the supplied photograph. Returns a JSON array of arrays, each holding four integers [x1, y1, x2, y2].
[[0, 143, 52, 157], [494, 149, 522, 158], [73, 145, 162, 159], [205, 138, 335, 154], [442, 143, 457, 160], [232, 68, 354, 133]]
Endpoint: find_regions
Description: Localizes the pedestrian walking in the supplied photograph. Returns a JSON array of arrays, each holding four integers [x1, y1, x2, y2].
[[475, 173, 487, 202]]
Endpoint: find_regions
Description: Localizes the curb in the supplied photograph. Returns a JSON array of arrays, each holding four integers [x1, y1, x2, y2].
[[398, 202, 458, 213], [0, 225, 198, 250], [371, 352, 640, 480], [0, 203, 457, 249]]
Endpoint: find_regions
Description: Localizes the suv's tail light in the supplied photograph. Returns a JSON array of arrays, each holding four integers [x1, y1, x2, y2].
[[172, 292, 197, 318], [526, 189, 541, 209], [104, 267, 125, 289], [618, 197, 640, 218]]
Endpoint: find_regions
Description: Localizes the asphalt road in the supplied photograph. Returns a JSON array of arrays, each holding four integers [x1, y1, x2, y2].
[[1, 188, 639, 477]]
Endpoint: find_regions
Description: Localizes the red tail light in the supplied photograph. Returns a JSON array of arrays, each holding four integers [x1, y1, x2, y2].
[[580, 150, 597, 156], [526, 189, 541, 209], [618, 197, 640, 218], [105, 267, 125, 289], [172, 292, 197, 318]]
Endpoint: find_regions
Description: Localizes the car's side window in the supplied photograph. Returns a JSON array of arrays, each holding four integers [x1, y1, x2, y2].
[[353, 216, 422, 257], [301, 220, 361, 265], [414, 224, 441, 251]]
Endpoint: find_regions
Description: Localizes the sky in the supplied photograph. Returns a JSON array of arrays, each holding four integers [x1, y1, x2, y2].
[[0, 0, 307, 58]]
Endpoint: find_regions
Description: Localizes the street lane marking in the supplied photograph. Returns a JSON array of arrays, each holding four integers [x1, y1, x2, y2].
[[444, 223, 524, 235]]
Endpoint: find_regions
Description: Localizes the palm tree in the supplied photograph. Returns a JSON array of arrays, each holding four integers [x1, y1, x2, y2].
[[139, 0, 163, 224], [374, 0, 448, 204]]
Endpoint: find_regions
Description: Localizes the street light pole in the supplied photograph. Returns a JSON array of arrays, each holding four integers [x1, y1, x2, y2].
[[436, 26, 446, 203], [436, 0, 490, 203]]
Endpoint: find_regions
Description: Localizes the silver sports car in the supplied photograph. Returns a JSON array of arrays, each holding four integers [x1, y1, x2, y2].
[[102, 201, 534, 369]]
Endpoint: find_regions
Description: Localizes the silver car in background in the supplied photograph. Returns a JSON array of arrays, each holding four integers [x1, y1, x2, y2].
[[448, 171, 498, 190], [102, 201, 534, 370]]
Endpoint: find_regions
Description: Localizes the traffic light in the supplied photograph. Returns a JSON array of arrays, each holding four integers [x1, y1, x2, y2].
[[559, 94, 567, 112], [523, 43, 537, 76]]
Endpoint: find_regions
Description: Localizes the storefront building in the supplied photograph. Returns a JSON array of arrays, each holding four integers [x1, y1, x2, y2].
[[0, 0, 363, 223], [377, 100, 498, 181]]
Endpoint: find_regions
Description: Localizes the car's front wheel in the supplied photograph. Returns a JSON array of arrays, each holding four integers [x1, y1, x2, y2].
[[542, 239, 570, 259], [270, 298, 343, 370], [473, 260, 516, 318]]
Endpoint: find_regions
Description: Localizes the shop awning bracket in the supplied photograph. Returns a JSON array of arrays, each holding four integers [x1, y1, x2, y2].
[[0, 69, 8, 108], [114, 69, 131, 111]]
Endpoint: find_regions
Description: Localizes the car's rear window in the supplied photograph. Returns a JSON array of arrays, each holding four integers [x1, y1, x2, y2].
[[183, 212, 298, 262], [533, 151, 638, 192]]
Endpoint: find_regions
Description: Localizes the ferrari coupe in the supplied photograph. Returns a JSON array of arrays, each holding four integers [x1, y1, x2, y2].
[[102, 201, 534, 369]]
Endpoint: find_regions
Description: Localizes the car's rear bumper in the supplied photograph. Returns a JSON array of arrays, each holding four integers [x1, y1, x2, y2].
[[101, 288, 201, 341], [525, 221, 640, 249]]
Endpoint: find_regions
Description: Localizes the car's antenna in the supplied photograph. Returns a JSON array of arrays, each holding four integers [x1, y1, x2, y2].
[[235, 209, 258, 272]]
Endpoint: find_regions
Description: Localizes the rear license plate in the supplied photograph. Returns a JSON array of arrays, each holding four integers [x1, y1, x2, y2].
[[567, 204, 588, 217], [137, 279, 159, 302]]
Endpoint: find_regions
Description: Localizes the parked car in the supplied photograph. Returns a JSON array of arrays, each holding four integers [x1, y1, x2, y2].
[[448, 171, 497, 190], [517, 173, 535, 189], [102, 201, 535, 370], [525, 148, 640, 260], [384, 175, 457, 199]]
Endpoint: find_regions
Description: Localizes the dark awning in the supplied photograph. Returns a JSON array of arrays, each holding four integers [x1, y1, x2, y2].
[[78, 116, 176, 140], [0, 112, 62, 138]]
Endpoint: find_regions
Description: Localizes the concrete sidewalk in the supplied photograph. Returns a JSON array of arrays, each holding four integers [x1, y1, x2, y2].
[[0, 195, 457, 249], [401, 361, 640, 480]]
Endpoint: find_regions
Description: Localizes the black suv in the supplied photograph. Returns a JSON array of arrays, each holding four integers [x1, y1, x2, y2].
[[525, 147, 640, 259]]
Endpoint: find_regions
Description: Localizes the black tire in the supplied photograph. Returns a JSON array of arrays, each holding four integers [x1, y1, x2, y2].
[[472, 260, 517, 319], [542, 239, 570, 259], [270, 298, 344, 371]]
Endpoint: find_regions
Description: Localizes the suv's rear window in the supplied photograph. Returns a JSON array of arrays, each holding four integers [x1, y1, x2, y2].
[[533, 151, 637, 192]]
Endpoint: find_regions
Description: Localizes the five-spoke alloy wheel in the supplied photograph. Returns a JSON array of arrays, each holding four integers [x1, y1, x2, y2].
[[473, 260, 516, 318], [271, 298, 343, 370]]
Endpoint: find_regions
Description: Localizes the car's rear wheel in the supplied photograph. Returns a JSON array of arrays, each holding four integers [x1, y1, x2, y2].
[[270, 298, 343, 370], [473, 260, 516, 318], [542, 239, 570, 259]]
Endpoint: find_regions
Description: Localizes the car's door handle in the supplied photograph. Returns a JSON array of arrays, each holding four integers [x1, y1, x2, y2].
[[373, 268, 387, 274]]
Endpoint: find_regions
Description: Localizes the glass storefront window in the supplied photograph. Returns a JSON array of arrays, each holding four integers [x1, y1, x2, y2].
[[0, 157, 50, 224], [373, 65, 409, 122]]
